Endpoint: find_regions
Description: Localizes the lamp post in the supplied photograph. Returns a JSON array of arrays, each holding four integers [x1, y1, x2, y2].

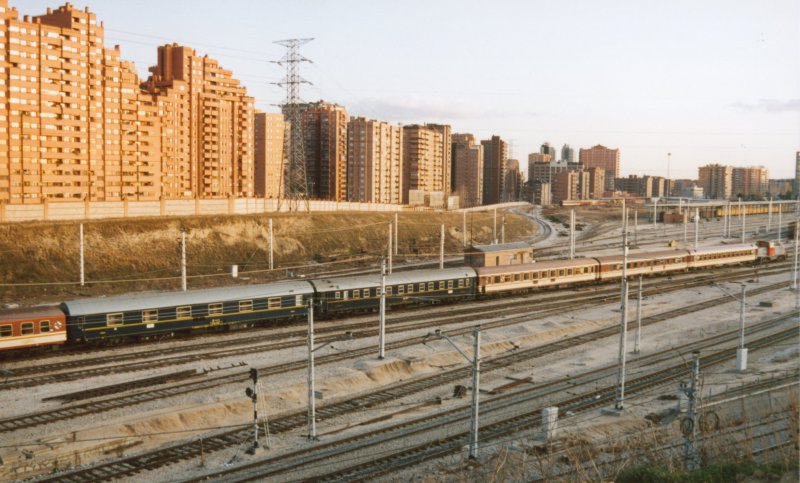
[[425, 327, 481, 459], [307, 299, 353, 440]]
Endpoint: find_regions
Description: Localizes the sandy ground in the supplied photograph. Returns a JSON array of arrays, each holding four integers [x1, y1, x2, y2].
[[1, 212, 797, 481]]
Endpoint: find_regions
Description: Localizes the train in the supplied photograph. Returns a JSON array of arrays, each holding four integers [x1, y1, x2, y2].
[[0, 240, 784, 353]]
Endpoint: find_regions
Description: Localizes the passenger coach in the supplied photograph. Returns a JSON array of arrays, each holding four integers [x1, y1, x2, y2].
[[61, 281, 313, 343], [0, 306, 66, 351], [310, 267, 476, 315], [596, 249, 690, 281], [687, 244, 757, 268], [476, 258, 598, 294]]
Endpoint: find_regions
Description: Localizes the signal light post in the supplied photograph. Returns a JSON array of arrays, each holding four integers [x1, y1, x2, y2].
[[245, 367, 259, 454]]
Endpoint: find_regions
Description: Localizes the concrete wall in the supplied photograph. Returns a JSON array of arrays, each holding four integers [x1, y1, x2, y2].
[[0, 198, 417, 223]]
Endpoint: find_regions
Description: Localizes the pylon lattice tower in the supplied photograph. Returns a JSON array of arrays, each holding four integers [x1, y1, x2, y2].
[[273, 38, 313, 211]]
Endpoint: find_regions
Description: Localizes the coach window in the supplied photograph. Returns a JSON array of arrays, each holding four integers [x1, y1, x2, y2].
[[107, 312, 123, 326], [239, 300, 253, 312], [142, 309, 158, 323], [514, 274, 521, 281], [447, 280, 453, 289], [176, 306, 192, 319], [408, 284, 414, 293], [458, 279, 464, 288], [439, 281, 445, 289], [465, 278, 471, 287], [335, 291, 341, 300], [40, 320, 51, 333], [295, 295, 303, 306], [20, 322, 34, 335], [419, 283, 426, 292], [353, 290, 360, 299], [0, 325, 11, 337], [398, 285, 405, 294], [363, 289, 370, 298], [267, 298, 281, 309], [209, 303, 224, 315], [428, 282, 435, 291], [343, 291, 349, 299]]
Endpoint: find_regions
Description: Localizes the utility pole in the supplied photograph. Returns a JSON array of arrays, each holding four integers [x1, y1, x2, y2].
[[245, 368, 260, 454], [615, 204, 629, 410], [394, 212, 399, 256], [379, 259, 386, 359], [793, 218, 799, 290], [306, 299, 316, 440], [440, 224, 445, 270], [767, 198, 772, 234], [741, 205, 746, 244], [634, 276, 642, 354], [694, 208, 699, 250], [682, 352, 701, 471], [273, 38, 313, 212], [388, 222, 393, 274], [634, 208, 638, 247], [569, 209, 575, 260], [462, 210, 467, 247], [268, 218, 274, 271], [683, 211, 688, 243], [469, 326, 481, 460], [493, 208, 497, 244], [181, 229, 187, 292], [736, 284, 748, 372], [79, 223, 85, 287], [501, 214, 506, 244], [653, 199, 657, 228], [778, 205, 782, 242]]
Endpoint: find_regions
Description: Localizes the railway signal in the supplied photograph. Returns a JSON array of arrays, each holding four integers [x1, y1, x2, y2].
[[246, 367, 259, 454]]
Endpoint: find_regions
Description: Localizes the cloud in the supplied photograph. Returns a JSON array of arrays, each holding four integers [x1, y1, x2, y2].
[[730, 98, 800, 113], [346, 95, 541, 123]]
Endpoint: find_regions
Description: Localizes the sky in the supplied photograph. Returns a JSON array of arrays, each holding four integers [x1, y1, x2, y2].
[[23, 0, 800, 179]]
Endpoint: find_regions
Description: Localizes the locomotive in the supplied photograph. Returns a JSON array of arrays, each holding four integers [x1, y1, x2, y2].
[[0, 241, 783, 352]]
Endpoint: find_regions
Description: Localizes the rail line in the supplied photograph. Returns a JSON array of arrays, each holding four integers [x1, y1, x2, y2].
[[0, 279, 789, 434], [1, 262, 788, 391], [29, 310, 797, 482]]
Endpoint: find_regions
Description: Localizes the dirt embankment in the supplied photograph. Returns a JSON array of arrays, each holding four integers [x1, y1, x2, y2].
[[0, 210, 534, 304]]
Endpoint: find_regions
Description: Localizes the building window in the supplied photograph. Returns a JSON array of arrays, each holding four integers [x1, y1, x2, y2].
[[142, 309, 158, 323], [107, 313, 123, 326], [176, 306, 192, 319], [239, 300, 253, 312], [208, 303, 223, 315], [0, 325, 11, 337]]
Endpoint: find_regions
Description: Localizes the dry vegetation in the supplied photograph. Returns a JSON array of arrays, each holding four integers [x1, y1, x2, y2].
[[0, 210, 535, 304]]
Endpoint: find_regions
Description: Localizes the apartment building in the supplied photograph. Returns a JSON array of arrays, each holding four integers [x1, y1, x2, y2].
[[452, 133, 483, 208], [0, 2, 256, 203], [347, 117, 403, 204], [254, 112, 285, 199], [503, 159, 523, 201], [732, 166, 768, 198], [481, 135, 507, 205], [402, 124, 447, 203], [298, 101, 348, 201], [698, 164, 733, 200], [143, 43, 255, 198], [579, 145, 620, 191]]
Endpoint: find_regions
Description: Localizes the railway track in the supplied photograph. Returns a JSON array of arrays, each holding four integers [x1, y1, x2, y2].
[[27, 308, 797, 481], [284, 327, 799, 483], [1, 261, 789, 391], [0, 279, 790, 435]]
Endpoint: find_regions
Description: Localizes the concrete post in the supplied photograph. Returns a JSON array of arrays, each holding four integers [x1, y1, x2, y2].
[[394, 212, 399, 256], [469, 326, 481, 460], [388, 222, 393, 274], [634, 276, 642, 354], [694, 208, 699, 250], [742, 206, 746, 244], [542, 407, 559, 442], [615, 205, 629, 410], [379, 260, 386, 359], [778, 207, 782, 242], [767, 198, 772, 234], [307, 299, 316, 440], [501, 214, 506, 244], [736, 284, 748, 372], [181, 230, 187, 292], [569, 209, 575, 260], [440, 224, 445, 270], [79, 223, 85, 287], [493, 208, 497, 244], [462, 210, 467, 248], [268, 218, 274, 271]]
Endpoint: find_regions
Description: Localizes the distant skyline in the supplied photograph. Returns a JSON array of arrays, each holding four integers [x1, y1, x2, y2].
[[24, 0, 800, 179]]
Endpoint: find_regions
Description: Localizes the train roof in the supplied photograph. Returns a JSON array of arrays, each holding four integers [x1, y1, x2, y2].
[[476, 258, 594, 276], [0, 305, 64, 321], [309, 267, 477, 292], [688, 244, 757, 255], [595, 249, 691, 264], [61, 281, 314, 316]]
